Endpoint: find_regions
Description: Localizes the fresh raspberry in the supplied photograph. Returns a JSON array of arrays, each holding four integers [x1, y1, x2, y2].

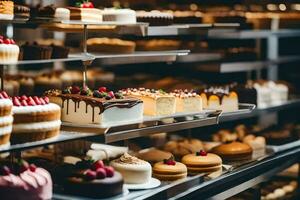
[[96, 168, 107, 179], [98, 87, 107, 93], [85, 169, 97, 181], [91, 160, 104, 171], [71, 86, 80, 94], [104, 166, 114, 177], [29, 164, 37, 172]]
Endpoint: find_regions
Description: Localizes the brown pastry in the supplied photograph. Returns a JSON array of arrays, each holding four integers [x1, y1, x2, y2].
[[153, 158, 187, 181], [136, 148, 173, 165], [164, 139, 203, 159], [87, 38, 136, 54], [211, 142, 253, 161]]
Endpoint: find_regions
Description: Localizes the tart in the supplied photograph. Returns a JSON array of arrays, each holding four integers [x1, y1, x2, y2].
[[153, 157, 187, 181], [0, 36, 20, 64], [110, 153, 152, 184], [211, 142, 253, 161], [87, 38, 136, 54], [182, 151, 222, 174]]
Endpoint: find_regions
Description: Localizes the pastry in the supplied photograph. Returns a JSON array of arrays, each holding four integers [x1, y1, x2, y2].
[[212, 129, 238, 143], [0, 91, 13, 149], [136, 10, 173, 26], [87, 143, 128, 161], [64, 159, 123, 198], [20, 42, 53, 60], [211, 142, 253, 161], [0, 0, 13, 20], [164, 139, 204, 159], [11, 95, 61, 144], [46, 86, 143, 126], [201, 87, 239, 112], [153, 157, 187, 181], [0, 36, 20, 64], [0, 160, 52, 200], [171, 89, 202, 113], [102, 8, 136, 23], [243, 135, 266, 151], [136, 39, 181, 51], [37, 5, 70, 21], [110, 153, 152, 184], [136, 148, 173, 165], [121, 88, 176, 116], [182, 150, 222, 174], [87, 38, 136, 54], [69, 1, 102, 23], [14, 4, 30, 19]]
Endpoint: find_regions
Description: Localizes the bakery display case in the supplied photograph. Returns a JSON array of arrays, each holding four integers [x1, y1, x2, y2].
[[0, 0, 300, 199]]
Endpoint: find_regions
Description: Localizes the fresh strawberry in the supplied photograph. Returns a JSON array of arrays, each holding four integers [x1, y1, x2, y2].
[[0, 39, 3, 44], [29, 164, 37, 172], [1, 91, 8, 98], [44, 97, 49, 104], [196, 150, 207, 156], [20, 95, 28, 101], [39, 98, 46, 105], [21, 99, 28, 106], [98, 87, 107, 93], [33, 96, 41, 105], [13, 98, 21, 106], [104, 166, 114, 177], [91, 160, 104, 170], [3, 39, 11, 44], [85, 169, 97, 181], [96, 168, 106, 179]]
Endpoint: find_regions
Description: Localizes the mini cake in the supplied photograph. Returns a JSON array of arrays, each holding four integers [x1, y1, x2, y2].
[[37, 5, 70, 21], [0, 0, 13, 20], [211, 142, 253, 161], [153, 157, 187, 181], [20, 42, 52, 60], [69, 1, 102, 23], [87, 38, 136, 54], [182, 150, 222, 175], [200, 87, 239, 112], [136, 148, 173, 165], [102, 8, 136, 24], [0, 91, 13, 149], [136, 10, 173, 26], [0, 36, 20, 64], [11, 95, 61, 144], [164, 139, 204, 159], [14, 4, 30, 19], [136, 39, 181, 51], [121, 88, 176, 116], [65, 159, 123, 198], [171, 89, 202, 113], [46, 86, 143, 126], [110, 153, 152, 184], [0, 160, 52, 200]]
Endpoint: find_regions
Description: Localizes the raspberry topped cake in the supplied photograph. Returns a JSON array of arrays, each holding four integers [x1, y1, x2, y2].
[[121, 88, 176, 116], [46, 86, 143, 126], [0, 160, 53, 200], [64, 159, 123, 198], [0, 91, 13, 149], [11, 95, 61, 144], [0, 36, 20, 64], [170, 89, 203, 113]]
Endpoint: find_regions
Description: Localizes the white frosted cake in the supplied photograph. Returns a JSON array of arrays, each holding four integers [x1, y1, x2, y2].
[[253, 82, 271, 109], [267, 81, 288, 105], [55, 8, 70, 21], [0, 37, 20, 64], [171, 90, 202, 113], [46, 86, 143, 126], [121, 88, 176, 116], [0, 91, 13, 149], [102, 8, 136, 23]]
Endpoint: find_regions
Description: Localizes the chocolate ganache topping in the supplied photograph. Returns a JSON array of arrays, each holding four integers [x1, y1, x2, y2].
[[201, 86, 237, 103]]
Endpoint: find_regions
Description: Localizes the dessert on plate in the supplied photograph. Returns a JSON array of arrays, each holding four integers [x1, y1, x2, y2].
[[69, 1, 102, 23], [135, 148, 173, 165], [153, 156, 187, 181], [170, 89, 203, 113], [200, 87, 239, 112], [163, 139, 204, 159], [11, 95, 61, 144], [0, 91, 13, 149], [110, 153, 152, 184], [211, 141, 253, 161], [181, 150, 223, 174], [0, 160, 53, 200], [0, 0, 13, 20], [64, 159, 123, 198], [46, 86, 143, 126], [136, 10, 173, 26], [102, 8, 136, 24], [0, 36, 20, 64], [87, 38, 136, 54], [121, 88, 176, 116]]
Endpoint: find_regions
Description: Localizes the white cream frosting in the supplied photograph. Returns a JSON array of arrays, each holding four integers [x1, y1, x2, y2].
[[0, 99, 12, 107], [0, 14, 13, 20], [13, 120, 61, 133], [0, 44, 20, 64], [13, 103, 60, 114], [55, 8, 70, 21], [0, 125, 12, 136], [0, 115, 13, 126], [102, 8, 136, 23]]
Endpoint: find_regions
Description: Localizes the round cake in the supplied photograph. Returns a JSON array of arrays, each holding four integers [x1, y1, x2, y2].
[[65, 160, 123, 198], [211, 142, 253, 161], [0, 36, 20, 64], [110, 153, 152, 184], [136, 148, 173, 165], [11, 95, 61, 144], [0, 91, 13, 149], [0, 160, 53, 200], [181, 151, 222, 175], [153, 157, 187, 181]]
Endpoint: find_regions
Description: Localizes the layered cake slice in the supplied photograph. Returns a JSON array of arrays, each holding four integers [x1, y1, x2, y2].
[[200, 87, 239, 112], [37, 4, 70, 21], [46, 86, 143, 126], [69, 1, 102, 23], [170, 89, 202, 113], [0, 0, 14, 20], [11, 95, 61, 144], [0, 91, 13, 149], [102, 8, 136, 24], [121, 88, 176, 116]]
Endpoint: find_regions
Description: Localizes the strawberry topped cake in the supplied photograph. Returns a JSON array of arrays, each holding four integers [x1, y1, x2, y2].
[[69, 1, 102, 23], [11, 95, 61, 144], [0, 91, 13, 149], [0, 160, 53, 200], [0, 36, 20, 64]]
